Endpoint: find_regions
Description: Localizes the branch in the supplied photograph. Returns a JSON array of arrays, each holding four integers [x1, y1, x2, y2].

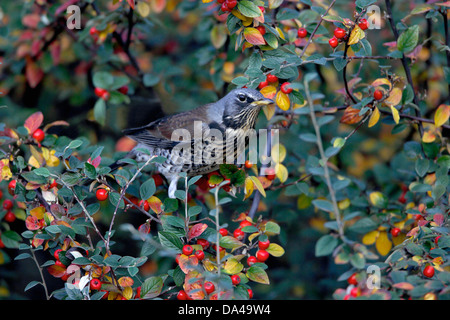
[[304, 77, 345, 241], [385, 0, 424, 137]]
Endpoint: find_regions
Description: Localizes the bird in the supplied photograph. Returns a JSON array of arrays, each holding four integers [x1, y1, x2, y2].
[[115, 88, 274, 198]]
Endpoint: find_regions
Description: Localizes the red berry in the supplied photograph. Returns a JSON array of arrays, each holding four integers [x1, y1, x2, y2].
[[280, 82, 293, 94], [217, 0, 225, 3], [258, 81, 269, 89], [231, 274, 241, 285], [297, 27, 307, 38], [136, 286, 141, 298], [233, 228, 244, 240], [96, 189, 108, 201], [197, 239, 210, 249], [139, 200, 150, 211], [245, 160, 253, 169], [89, 27, 98, 36], [4, 211, 16, 223], [347, 273, 358, 285], [239, 220, 253, 228], [101, 91, 110, 101], [55, 260, 65, 268], [390, 228, 401, 237], [247, 288, 253, 299], [258, 239, 270, 250], [0, 238, 4, 249], [182, 244, 193, 256], [350, 287, 359, 297], [258, 6, 265, 13], [118, 85, 129, 95], [227, 0, 237, 10], [256, 249, 269, 262], [266, 168, 276, 181], [219, 228, 228, 236], [195, 250, 205, 261], [329, 37, 339, 48], [94, 87, 107, 98], [2, 199, 13, 210], [90, 278, 102, 290], [8, 180, 16, 196], [204, 281, 215, 294], [54, 249, 63, 260], [435, 236, 442, 245], [373, 89, 383, 101], [152, 174, 164, 187], [175, 254, 181, 264], [32, 129, 45, 143], [256, 26, 266, 36], [334, 27, 346, 39], [177, 290, 188, 300], [247, 256, 258, 266], [0, 190, 2, 200], [221, 2, 231, 12], [49, 180, 58, 189], [358, 18, 369, 30], [266, 74, 278, 83], [423, 265, 435, 278]]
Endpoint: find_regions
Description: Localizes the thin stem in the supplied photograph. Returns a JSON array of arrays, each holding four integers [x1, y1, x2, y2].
[[30, 248, 50, 300], [304, 78, 345, 240], [213, 186, 221, 299], [385, 0, 424, 137], [298, 0, 337, 60]]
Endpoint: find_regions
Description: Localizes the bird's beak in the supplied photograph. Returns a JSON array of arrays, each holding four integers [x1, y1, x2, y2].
[[253, 98, 274, 106]]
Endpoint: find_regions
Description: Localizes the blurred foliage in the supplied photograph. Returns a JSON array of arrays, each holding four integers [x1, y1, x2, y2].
[[0, 0, 449, 300]]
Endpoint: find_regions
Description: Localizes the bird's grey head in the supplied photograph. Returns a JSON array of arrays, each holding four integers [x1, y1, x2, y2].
[[219, 88, 274, 130]]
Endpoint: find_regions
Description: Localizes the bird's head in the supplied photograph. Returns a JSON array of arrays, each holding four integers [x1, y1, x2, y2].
[[220, 88, 274, 130]]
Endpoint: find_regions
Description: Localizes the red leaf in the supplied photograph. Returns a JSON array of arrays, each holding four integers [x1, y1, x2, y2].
[[126, 0, 135, 9], [187, 223, 208, 242], [47, 264, 66, 278], [87, 156, 101, 168], [434, 213, 444, 226], [24, 111, 44, 134], [25, 58, 44, 88], [138, 223, 151, 240], [178, 254, 199, 274], [22, 14, 40, 28], [25, 215, 41, 230], [243, 27, 266, 45]]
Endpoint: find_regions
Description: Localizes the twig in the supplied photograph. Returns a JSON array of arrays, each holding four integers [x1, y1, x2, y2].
[[29, 248, 50, 300], [304, 77, 345, 240], [385, 0, 424, 137], [298, 0, 337, 60], [343, 42, 358, 104]]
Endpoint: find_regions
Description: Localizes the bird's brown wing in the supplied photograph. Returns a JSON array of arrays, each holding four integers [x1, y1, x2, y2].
[[123, 104, 217, 149]]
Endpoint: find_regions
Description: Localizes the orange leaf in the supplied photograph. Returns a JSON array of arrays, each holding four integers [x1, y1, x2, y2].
[[148, 196, 162, 214], [434, 104, 450, 127], [24, 111, 44, 134], [384, 88, 402, 106], [178, 254, 199, 274], [243, 27, 266, 45], [340, 106, 363, 124], [392, 282, 414, 290], [118, 276, 134, 287], [25, 215, 41, 230], [47, 264, 66, 278], [187, 223, 208, 242]]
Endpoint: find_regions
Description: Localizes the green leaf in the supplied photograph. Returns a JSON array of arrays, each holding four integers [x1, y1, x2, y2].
[[24, 281, 42, 292], [93, 98, 106, 126], [141, 276, 163, 298], [143, 73, 160, 87], [93, 71, 114, 89], [415, 158, 429, 177], [140, 178, 156, 200], [84, 162, 97, 180], [264, 221, 280, 235], [219, 236, 245, 250], [238, 0, 262, 18], [33, 167, 50, 177], [315, 234, 338, 257], [397, 25, 419, 54], [246, 266, 270, 284], [158, 231, 183, 252], [312, 199, 334, 212]]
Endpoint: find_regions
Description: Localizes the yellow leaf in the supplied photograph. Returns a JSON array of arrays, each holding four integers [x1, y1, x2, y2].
[[275, 26, 286, 40], [223, 258, 244, 275], [275, 163, 288, 183], [275, 90, 290, 111], [384, 87, 402, 106], [29, 145, 44, 167], [271, 143, 286, 163], [348, 25, 365, 45], [244, 177, 254, 200], [137, 2, 150, 17], [266, 243, 285, 257], [338, 198, 350, 210], [390, 106, 400, 124], [260, 85, 277, 99], [434, 104, 450, 127], [362, 230, 379, 245], [263, 104, 276, 120], [122, 286, 133, 300], [30, 206, 45, 219], [371, 78, 392, 90], [369, 191, 385, 207], [202, 0, 214, 2], [368, 107, 380, 128], [249, 176, 266, 197], [375, 231, 392, 256], [392, 232, 406, 246], [118, 276, 134, 287], [1, 159, 12, 181], [422, 130, 436, 143]]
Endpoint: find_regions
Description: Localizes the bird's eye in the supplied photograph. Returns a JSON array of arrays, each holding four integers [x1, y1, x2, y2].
[[238, 94, 247, 102]]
